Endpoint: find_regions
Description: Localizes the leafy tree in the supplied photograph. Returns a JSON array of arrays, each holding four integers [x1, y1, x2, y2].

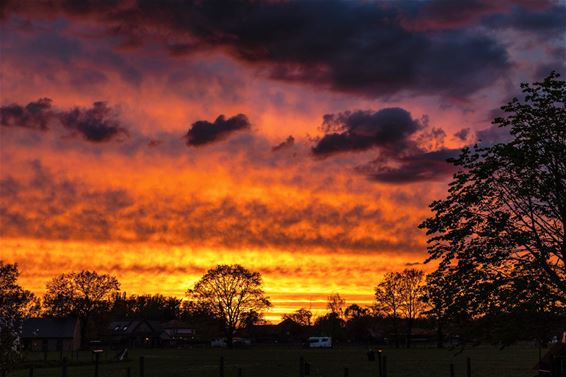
[[0, 262, 34, 376], [283, 308, 313, 327], [43, 270, 120, 345], [419, 72, 566, 341], [186, 264, 271, 347]]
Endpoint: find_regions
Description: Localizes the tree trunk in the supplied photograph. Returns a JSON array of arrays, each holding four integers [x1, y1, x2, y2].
[[406, 318, 413, 349], [436, 321, 444, 349], [392, 316, 399, 348]]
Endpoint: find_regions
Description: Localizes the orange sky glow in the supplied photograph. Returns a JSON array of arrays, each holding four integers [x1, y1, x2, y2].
[[1, 0, 563, 321]]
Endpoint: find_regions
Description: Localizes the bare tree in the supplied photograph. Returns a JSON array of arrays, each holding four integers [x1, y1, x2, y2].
[[187, 264, 271, 347], [283, 308, 313, 327], [375, 272, 403, 348], [398, 269, 426, 348], [43, 270, 120, 345]]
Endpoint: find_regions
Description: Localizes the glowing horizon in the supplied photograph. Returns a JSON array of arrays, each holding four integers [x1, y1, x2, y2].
[[1, 0, 563, 322]]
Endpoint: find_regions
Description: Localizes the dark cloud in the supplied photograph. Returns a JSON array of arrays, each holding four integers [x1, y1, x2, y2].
[[476, 125, 512, 145], [59, 102, 128, 142], [1, 98, 54, 130], [483, 4, 566, 38], [0, 99, 128, 143], [358, 148, 460, 184], [3, 0, 516, 99], [184, 114, 251, 146], [454, 128, 471, 141], [311, 107, 459, 183], [312, 108, 422, 157], [272, 135, 295, 152]]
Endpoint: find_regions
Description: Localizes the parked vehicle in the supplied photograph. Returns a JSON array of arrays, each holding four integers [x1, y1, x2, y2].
[[307, 336, 332, 348]]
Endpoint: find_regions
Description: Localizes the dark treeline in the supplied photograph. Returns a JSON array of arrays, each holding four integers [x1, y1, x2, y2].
[[1, 261, 564, 352]]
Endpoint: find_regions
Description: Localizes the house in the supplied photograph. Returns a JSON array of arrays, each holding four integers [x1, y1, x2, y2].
[[22, 318, 81, 352], [160, 320, 195, 346], [108, 320, 161, 348], [536, 332, 566, 377], [245, 318, 311, 344]]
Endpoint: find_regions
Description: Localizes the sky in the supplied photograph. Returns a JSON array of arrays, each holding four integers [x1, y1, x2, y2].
[[1, 0, 565, 321]]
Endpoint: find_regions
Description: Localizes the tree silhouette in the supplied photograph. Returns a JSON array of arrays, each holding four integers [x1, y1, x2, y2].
[[186, 264, 271, 348], [375, 269, 426, 348], [0, 262, 34, 376], [43, 270, 120, 346], [283, 308, 313, 327], [420, 72, 565, 331], [375, 272, 403, 348]]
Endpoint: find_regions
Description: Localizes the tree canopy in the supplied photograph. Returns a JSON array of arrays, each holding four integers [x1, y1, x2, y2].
[[186, 264, 271, 347], [420, 72, 565, 332], [43, 270, 120, 344]]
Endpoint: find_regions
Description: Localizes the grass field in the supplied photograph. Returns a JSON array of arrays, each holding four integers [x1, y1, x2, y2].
[[8, 346, 540, 377]]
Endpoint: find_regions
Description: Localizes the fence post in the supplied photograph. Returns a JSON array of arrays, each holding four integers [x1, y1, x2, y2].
[[139, 356, 145, 377], [450, 363, 455, 377], [377, 350, 383, 377], [28, 367, 33, 377], [237, 367, 242, 377], [344, 367, 349, 377], [466, 357, 471, 377], [61, 357, 68, 377], [126, 366, 131, 377], [219, 355, 224, 377], [95, 352, 100, 377], [382, 356, 387, 377], [299, 356, 304, 377]]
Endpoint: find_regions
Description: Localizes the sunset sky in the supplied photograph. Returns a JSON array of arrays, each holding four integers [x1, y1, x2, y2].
[[1, 0, 565, 321]]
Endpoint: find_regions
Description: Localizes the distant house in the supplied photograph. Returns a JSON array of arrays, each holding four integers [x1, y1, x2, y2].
[[536, 332, 566, 377], [108, 320, 161, 348], [246, 318, 311, 344], [160, 320, 195, 346], [22, 318, 81, 352]]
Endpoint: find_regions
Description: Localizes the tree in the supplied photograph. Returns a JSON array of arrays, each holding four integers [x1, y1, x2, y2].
[[0, 262, 34, 376], [375, 272, 403, 348], [375, 269, 426, 348], [399, 269, 426, 348], [186, 264, 271, 347], [43, 270, 120, 345], [419, 72, 566, 339], [283, 308, 313, 327]]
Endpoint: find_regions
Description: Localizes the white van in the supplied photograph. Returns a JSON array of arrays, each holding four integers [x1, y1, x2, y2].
[[307, 336, 332, 348]]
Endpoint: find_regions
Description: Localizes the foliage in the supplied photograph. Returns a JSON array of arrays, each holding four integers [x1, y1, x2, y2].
[[0, 262, 33, 376], [419, 72, 565, 338], [43, 270, 120, 344], [186, 264, 271, 347]]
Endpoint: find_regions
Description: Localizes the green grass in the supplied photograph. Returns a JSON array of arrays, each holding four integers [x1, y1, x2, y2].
[[8, 346, 540, 377]]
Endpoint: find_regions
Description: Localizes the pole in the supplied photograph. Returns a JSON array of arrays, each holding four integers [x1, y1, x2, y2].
[[450, 363, 455, 377], [219, 355, 224, 377], [95, 352, 100, 377], [382, 356, 387, 377], [139, 356, 145, 377], [61, 357, 68, 377], [466, 357, 471, 377], [377, 350, 383, 377], [299, 356, 304, 377]]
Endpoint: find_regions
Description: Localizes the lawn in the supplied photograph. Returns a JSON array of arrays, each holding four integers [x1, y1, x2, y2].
[[8, 345, 540, 377]]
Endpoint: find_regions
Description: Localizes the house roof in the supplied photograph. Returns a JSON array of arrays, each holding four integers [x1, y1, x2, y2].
[[109, 319, 160, 335], [22, 318, 78, 339]]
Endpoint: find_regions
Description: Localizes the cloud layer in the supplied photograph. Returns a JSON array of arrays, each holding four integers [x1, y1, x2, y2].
[[1, 98, 128, 143]]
